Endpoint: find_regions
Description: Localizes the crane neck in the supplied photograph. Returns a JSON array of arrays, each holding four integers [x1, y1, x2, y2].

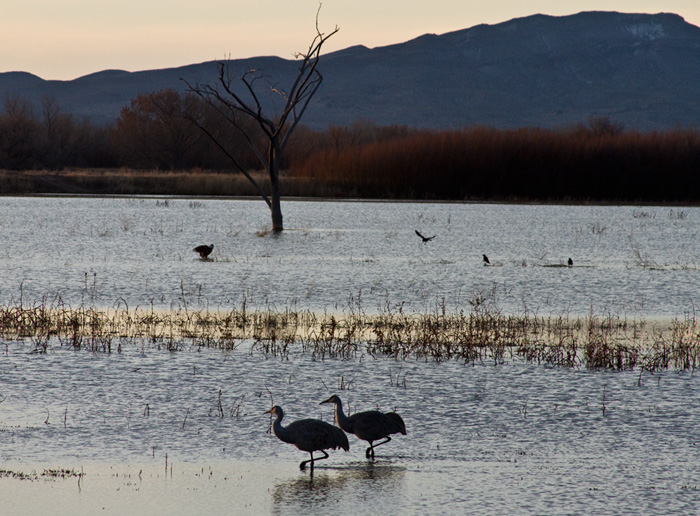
[[272, 413, 294, 444], [333, 399, 352, 429]]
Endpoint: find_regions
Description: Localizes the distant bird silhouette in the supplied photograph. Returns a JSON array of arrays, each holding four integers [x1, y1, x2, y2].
[[568, 257, 574, 267], [265, 405, 349, 471], [193, 244, 214, 260], [415, 230, 436, 243], [483, 254, 490, 265], [321, 395, 406, 459]]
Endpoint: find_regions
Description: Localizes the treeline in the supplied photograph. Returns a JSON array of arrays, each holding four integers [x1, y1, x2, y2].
[[0, 90, 259, 171], [2, 89, 700, 202], [0, 95, 114, 170]]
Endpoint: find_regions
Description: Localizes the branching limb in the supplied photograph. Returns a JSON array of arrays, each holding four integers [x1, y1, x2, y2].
[[180, 5, 338, 230]]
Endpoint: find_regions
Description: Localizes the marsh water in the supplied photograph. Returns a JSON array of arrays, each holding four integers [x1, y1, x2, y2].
[[1, 196, 700, 317], [1, 197, 699, 515]]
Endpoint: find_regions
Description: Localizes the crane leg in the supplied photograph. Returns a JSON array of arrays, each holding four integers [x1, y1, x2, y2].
[[300, 450, 329, 471], [365, 437, 392, 459]]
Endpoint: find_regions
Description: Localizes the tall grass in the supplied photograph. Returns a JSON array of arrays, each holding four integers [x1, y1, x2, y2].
[[289, 125, 700, 202], [1, 295, 698, 372]]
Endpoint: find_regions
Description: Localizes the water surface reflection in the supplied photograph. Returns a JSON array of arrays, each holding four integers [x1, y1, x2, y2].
[[271, 462, 406, 514]]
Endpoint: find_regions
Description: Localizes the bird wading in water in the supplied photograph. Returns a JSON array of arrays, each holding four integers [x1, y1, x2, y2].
[[265, 405, 349, 471], [193, 244, 214, 260], [321, 395, 406, 459]]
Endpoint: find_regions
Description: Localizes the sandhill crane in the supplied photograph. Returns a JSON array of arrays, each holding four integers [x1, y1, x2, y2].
[[415, 230, 436, 243], [265, 405, 349, 471], [193, 244, 214, 260], [321, 395, 406, 459], [483, 254, 490, 265]]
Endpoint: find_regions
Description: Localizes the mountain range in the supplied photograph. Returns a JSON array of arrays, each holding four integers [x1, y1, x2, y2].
[[2, 11, 700, 131]]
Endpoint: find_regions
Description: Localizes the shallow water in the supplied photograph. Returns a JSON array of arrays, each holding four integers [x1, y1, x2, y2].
[[1, 197, 700, 515], [0, 197, 699, 317], [1, 342, 699, 515]]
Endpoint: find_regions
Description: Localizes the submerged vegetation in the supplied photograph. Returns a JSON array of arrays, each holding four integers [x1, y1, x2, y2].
[[0, 468, 84, 482], [2, 294, 699, 372]]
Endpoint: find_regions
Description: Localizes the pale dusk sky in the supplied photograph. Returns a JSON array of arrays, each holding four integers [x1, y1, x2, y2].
[[3, 0, 699, 80]]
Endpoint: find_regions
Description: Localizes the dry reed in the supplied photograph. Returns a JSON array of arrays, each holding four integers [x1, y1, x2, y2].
[[1, 295, 699, 372]]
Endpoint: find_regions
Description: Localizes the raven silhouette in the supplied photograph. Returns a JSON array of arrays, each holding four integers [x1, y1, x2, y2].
[[415, 230, 436, 243]]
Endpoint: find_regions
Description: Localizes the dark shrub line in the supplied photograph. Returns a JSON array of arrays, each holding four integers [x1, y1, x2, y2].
[[2, 88, 700, 202], [289, 123, 700, 203]]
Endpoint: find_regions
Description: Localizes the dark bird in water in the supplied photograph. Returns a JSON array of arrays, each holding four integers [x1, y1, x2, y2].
[[415, 230, 436, 243], [193, 244, 214, 260], [483, 254, 490, 265], [265, 405, 349, 471], [321, 395, 406, 459], [568, 257, 574, 267]]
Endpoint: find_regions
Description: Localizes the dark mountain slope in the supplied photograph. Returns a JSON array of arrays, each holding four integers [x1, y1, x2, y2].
[[1, 11, 698, 130]]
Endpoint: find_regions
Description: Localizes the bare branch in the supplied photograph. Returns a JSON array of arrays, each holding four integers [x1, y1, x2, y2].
[[185, 114, 272, 207], [181, 6, 338, 231]]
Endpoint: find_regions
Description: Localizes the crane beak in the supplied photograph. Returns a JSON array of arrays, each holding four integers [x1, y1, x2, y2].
[[320, 396, 333, 405], [264, 407, 274, 414]]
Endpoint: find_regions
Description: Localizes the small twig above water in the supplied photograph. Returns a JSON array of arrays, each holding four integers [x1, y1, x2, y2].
[[181, 408, 190, 430]]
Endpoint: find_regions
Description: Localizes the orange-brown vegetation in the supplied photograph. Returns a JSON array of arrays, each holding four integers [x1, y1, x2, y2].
[[1, 88, 700, 202], [288, 119, 700, 202]]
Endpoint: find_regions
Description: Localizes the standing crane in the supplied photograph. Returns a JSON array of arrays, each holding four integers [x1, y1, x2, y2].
[[320, 395, 406, 459], [265, 405, 349, 471]]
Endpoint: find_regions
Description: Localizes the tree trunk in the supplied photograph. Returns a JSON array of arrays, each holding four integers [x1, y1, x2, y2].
[[269, 143, 284, 231], [270, 176, 283, 231]]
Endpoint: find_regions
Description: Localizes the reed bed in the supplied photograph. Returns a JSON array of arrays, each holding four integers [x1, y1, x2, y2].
[[1, 296, 698, 371], [290, 125, 700, 203]]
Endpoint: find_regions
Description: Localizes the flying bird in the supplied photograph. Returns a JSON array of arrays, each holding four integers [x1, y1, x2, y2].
[[265, 405, 349, 471], [415, 230, 436, 243], [483, 254, 490, 265], [568, 257, 574, 267], [193, 244, 214, 260], [321, 395, 406, 459]]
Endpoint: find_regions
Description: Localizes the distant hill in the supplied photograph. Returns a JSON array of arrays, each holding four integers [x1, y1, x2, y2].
[[1, 11, 700, 130]]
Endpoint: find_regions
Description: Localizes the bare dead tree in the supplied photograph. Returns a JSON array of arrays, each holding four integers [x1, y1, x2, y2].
[[184, 9, 338, 231]]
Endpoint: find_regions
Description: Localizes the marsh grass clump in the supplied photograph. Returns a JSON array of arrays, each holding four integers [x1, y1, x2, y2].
[[582, 314, 641, 370], [0, 468, 84, 481], [0, 295, 698, 372], [642, 317, 700, 371]]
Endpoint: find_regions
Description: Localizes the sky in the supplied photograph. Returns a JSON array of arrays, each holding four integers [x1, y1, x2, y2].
[[3, 1, 700, 81]]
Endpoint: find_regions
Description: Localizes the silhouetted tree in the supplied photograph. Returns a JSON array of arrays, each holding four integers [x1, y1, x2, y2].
[[113, 89, 209, 169], [581, 116, 625, 136], [185, 9, 338, 231], [0, 94, 40, 169], [0, 94, 114, 170], [40, 95, 97, 168]]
